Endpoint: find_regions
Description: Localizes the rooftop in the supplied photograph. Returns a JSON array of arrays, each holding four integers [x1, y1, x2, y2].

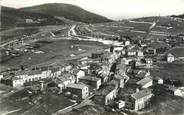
[[136, 70, 148, 78], [79, 76, 101, 82], [15, 71, 29, 76], [95, 85, 115, 96], [67, 83, 87, 89], [12, 77, 21, 80], [131, 89, 153, 100], [167, 53, 174, 57], [127, 45, 141, 51], [28, 70, 42, 75], [136, 77, 152, 86]]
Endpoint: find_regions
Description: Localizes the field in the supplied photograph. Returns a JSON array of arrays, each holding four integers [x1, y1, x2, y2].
[[0, 39, 107, 71], [76, 16, 184, 42], [0, 27, 40, 44], [151, 63, 184, 85]]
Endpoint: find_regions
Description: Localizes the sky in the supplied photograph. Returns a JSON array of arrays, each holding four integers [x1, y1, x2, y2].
[[1, 0, 184, 20]]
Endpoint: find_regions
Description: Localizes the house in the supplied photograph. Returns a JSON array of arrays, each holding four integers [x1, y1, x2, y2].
[[115, 100, 125, 109], [114, 74, 126, 88], [58, 73, 75, 88], [174, 87, 184, 98], [145, 47, 157, 55], [0, 74, 3, 80], [64, 65, 73, 71], [12, 77, 24, 87], [66, 83, 89, 99], [91, 52, 105, 59], [79, 76, 101, 89], [168, 86, 179, 95], [25, 19, 34, 23], [119, 36, 131, 45], [136, 77, 153, 89], [1, 75, 23, 88], [97, 64, 110, 83], [119, 36, 131, 46], [153, 77, 163, 84], [137, 51, 144, 58], [116, 58, 126, 75], [75, 70, 85, 83], [126, 45, 143, 57], [50, 67, 61, 77], [164, 85, 184, 97], [94, 85, 117, 105], [136, 58, 153, 68], [123, 40, 130, 46], [167, 53, 175, 63], [57, 78, 72, 91], [145, 58, 153, 65], [166, 47, 184, 61], [147, 41, 170, 54], [126, 89, 153, 111]]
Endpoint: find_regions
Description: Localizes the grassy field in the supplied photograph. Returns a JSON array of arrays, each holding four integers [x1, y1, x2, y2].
[[0, 27, 39, 44], [151, 63, 184, 85], [0, 39, 107, 71]]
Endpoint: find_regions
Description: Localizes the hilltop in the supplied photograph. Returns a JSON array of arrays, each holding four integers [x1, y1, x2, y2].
[[20, 3, 112, 24], [1, 6, 64, 29], [171, 14, 184, 19]]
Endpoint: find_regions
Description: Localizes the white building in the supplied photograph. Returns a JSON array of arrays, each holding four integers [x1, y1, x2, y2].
[[12, 77, 24, 87], [126, 89, 153, 111], [175, 87, 184, 98], [76, 70, 85, 82], [66, 83, 89, 99], [167, 53, 175, 63], [136, 77, 153, 89], [0, 74, 3, 80]]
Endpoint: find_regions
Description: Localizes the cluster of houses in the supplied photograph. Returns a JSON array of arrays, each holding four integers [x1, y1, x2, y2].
[[0, 64, 73, 87], [1, 34, 184, 113]]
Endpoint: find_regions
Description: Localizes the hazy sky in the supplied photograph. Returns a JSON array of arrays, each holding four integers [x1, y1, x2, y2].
[[1, 0, 184, 20]]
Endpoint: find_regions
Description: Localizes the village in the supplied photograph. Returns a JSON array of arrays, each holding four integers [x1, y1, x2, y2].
[[1, 22, 184, 114]]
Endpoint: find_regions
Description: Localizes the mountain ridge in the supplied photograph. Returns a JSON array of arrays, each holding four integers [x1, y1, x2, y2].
[[1, 6, 64, 29], [19, 3, 112, 24]]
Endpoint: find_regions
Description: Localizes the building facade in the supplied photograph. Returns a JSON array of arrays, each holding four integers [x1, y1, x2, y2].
[[66, 83, 89, 99], [126, 89, 153, 111]]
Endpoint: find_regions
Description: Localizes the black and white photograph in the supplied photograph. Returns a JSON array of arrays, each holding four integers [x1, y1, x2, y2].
[[0, 0, 184, 115]]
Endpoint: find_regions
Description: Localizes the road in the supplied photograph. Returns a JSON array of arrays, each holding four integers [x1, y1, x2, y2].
[[1, 109, 21, 115], [53, 94, 94, 115], [68, 25, 77, 37]]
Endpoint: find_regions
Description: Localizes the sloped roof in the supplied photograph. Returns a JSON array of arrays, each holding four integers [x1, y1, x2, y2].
[[167, 53, 174, 57], [79, 76, 101, 82], [131, 89, 152, 100], [95, 85, 115, 96], [67, 83, 87, 89], [136, 77, 152, 86], [28, 70, 42, 75], [127, 45, 141, 51]]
